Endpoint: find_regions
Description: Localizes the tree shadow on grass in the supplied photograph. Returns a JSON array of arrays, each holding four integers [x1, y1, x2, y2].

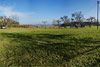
[[1, 33, 100, 66], [36, 34, 72, 39]]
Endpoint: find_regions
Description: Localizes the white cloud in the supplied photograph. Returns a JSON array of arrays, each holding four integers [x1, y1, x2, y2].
[[0, 6, 34, 18], [0, 6, 35, 24]]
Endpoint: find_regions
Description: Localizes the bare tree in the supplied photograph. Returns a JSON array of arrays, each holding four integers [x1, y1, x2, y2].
[[42, 21, 47, 29], [56, 20, 61, 28], [87, 16, 96, 28], [71, 18, 74, 22], [0, 16, 3, 26], [10, 15, 19, 23], [60, 16, 70, 28], [89, 17, 96, 22], [61, 16, 69, 23], [52, 19, 56, 26], [72, 11, 84, 22]]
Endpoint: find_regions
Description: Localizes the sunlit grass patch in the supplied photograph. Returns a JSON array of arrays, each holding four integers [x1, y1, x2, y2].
[[0, 27, 100, 66]]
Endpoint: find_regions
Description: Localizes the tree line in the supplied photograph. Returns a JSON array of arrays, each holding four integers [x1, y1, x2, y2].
[[0, 16, 19, 28], [52, 11, 97, 28]]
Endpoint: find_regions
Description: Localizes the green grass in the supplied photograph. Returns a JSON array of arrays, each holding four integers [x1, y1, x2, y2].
[[0, 27, 100, 66]]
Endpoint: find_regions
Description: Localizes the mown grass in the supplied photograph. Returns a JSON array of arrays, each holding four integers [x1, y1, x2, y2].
[[0, 27, 100, 66]]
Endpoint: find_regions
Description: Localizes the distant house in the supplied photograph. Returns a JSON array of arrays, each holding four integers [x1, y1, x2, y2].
[[33, 25, 41, 28], [24, 25, 34, 28]]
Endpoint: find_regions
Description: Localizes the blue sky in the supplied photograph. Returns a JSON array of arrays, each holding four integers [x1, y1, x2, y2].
[[0, 0, 98, 24]]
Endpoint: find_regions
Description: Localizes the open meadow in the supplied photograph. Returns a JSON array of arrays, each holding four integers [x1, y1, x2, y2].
[[0, 27, 100, 66]]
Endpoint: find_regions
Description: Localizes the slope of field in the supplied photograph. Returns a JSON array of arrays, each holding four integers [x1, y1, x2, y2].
[[0, 27, 100, 66]]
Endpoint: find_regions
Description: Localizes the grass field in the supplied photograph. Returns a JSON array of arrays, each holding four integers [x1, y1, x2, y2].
[[0, 27, 100, 66]]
